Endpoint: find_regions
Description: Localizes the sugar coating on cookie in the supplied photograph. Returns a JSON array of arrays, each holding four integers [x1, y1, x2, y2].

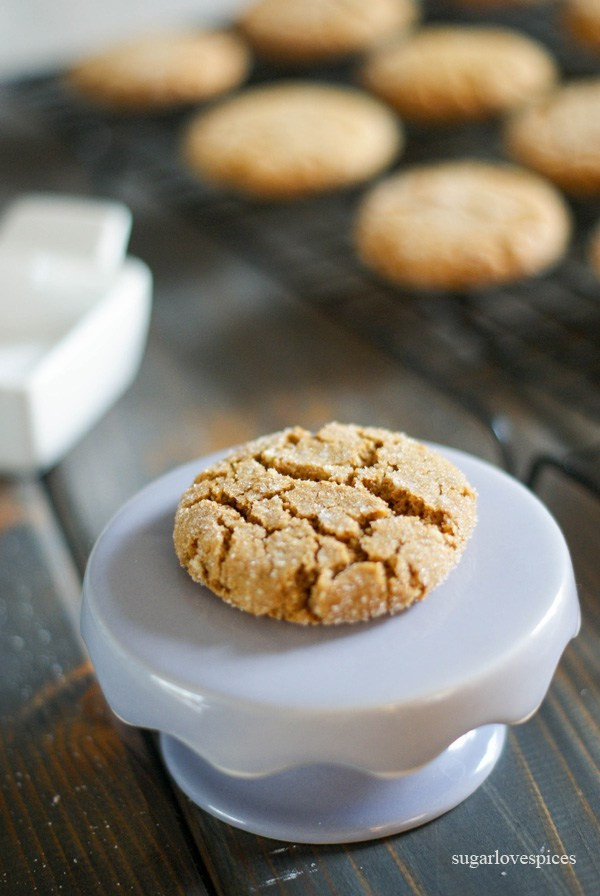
[[361, 25, 558, 123], [182, 83, 402, 199], [354, 160, 571, 290], [505, 79, 600, 196], [64, 30, 251, 111], [238, 0, 419, 63], [173, 423, 477, 625]]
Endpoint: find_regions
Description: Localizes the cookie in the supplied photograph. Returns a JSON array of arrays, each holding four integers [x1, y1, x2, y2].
[[504, 79, 600, 196], [64, 30, 251, 112], [564, 0, 600, 50], [181, 82, 402, 199], [360, 25, 558, 124], [354, 160, 571, 291], [173, 423, 477, 625], [237, 0, 419, 64]]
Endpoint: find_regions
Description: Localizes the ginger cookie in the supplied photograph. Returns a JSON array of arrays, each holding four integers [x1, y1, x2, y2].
[[237, 0, 419, 64], [564, 0, 600, 51], [360, 25, 558, 124], [64, 30, 251, 112], [181, 82, 402, 199], [173, 423, 478, 625], [354, 160, 571, 291], [504, 79, 600, 196]]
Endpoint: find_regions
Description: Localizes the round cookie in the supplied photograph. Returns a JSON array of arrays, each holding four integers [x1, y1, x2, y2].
[[64, 30, 251, 112], [354, 160, 571, 291], [181, 82, 403, 199], [504, 79, 600, 196], [173, 423, 478, 625], [360, 25, 558, 124], [238, 0, 419, 64], [564, 0, 600, 50]]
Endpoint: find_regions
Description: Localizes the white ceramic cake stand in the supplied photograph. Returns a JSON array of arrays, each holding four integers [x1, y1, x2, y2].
[[81, 446, 580, 843]]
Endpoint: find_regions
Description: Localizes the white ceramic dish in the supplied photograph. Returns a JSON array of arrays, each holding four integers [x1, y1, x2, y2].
[[81, 445, 580, 842], [0, 194, 152, 474]]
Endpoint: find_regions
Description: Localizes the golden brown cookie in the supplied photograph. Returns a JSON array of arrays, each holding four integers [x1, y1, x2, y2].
[[173, 423, 478, 625], [181, 82, 403, 199], [354, 160, 571, 291], [504, 79, 600, 196], [238, 0, 419, 64], [64, 30, 251, 112], [360, 25, 558, 124], [564, 0, 600, 50]]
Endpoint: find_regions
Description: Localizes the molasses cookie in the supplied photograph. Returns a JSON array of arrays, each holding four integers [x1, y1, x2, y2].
[[504, 79, 600, 196], [354, 160, 571, 290], [360, 25, 558, 124], [181, 82, 403, 199], [174, 423, 478, 625], [564, 0, 600, 52], [64, 29, 251, 112], [238, 0, 419, 64]]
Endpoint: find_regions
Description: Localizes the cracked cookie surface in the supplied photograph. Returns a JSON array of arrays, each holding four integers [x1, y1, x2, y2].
[[173, 423, 477, 624]]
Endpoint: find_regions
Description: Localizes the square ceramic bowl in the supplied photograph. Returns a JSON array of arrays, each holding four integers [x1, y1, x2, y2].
[[0, 194, 152, 474]]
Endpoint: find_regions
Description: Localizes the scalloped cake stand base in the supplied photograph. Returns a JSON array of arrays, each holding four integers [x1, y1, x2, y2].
[[160, 724, 506, 843]]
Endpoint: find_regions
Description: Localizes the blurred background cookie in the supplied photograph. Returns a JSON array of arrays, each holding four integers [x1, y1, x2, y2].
[[504, 79, 600, 196], [237, 0, 419, 64], [64, 29, 251, 112], [588, 219, 600, 279], [181, 82, 403, 200], [354, 160, 572, 290], [360, 25, 558, 124], [564, 0, 600, 51]]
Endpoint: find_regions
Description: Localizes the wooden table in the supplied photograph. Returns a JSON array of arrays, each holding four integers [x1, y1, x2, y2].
[[1, 88, 599, 896]]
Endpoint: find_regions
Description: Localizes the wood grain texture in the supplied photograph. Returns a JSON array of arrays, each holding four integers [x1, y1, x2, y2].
[[0, 480, 211, 895]]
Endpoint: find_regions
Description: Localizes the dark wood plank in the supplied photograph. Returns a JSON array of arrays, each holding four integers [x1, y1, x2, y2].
[[0, 479, 211, 895]]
